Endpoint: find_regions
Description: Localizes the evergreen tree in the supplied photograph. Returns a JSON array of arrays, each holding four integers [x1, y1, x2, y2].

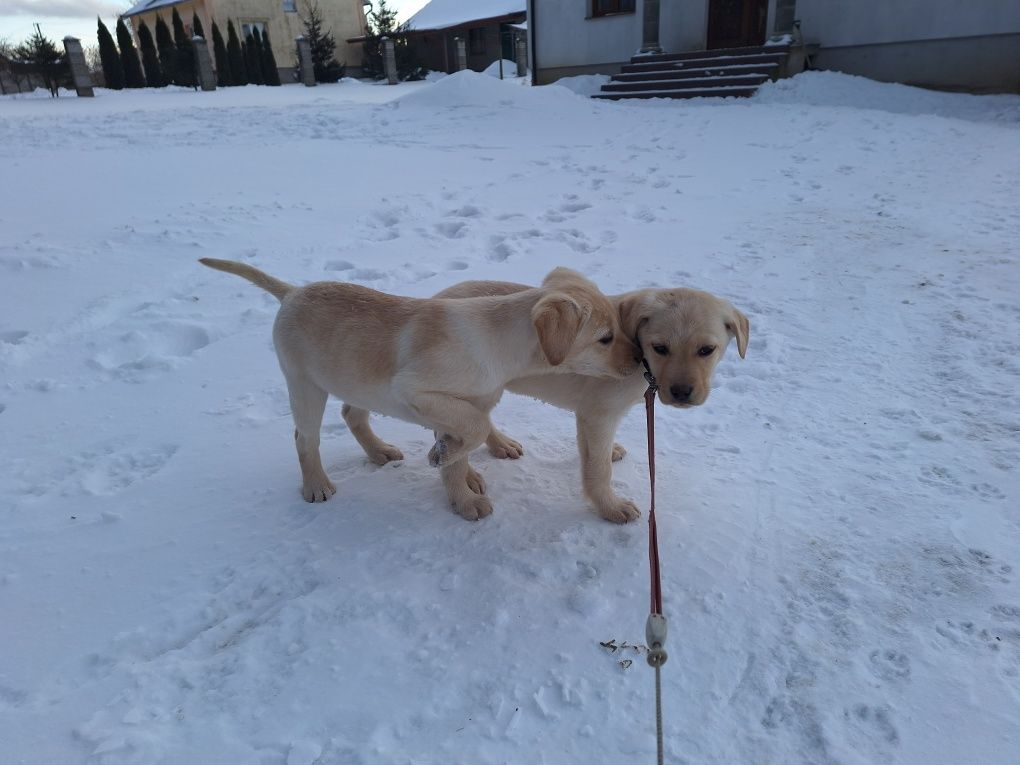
[[192, 12, 205, 39], [137, 20, 162, 87], [226, 20, 246, 86], [362, 0, 423, 81], [211, 20, 230, 86], [260, 28, 281, 86], [96, 17, 124, 89], [13, 26, 67, 96], [244, 32, 263, 85], [116, 18, 145, 88], [171, 8, 195, 88], [155, 16, 176, 86], [301, 1, 342, 83]]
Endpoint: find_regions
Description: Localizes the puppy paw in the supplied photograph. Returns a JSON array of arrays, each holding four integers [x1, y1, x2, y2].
[[302, 477, 336, 503], [465, 464, 486, 495], [611, 443, 627, 462], [488, 433, 524, 460], [454, 494, 493, 521], [368, 443, 404, 465], [597, 497, 641, 524]]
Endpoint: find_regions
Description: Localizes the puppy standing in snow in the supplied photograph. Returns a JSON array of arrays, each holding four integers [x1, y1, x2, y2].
[[199, 259, 640, 519]]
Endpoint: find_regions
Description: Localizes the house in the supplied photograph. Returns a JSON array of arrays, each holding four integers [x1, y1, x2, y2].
[[402, 0, 526, 74], [121, 0, 368, 82], [526, 0, 1020, 93]]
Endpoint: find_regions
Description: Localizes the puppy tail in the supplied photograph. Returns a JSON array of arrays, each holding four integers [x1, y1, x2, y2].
[[198, 258, 293, 301]]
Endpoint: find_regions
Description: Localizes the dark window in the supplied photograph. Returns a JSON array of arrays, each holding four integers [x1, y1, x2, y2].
[[468, 27, 486, 55], [592, 0, 635, 17], [283, 0, 297, 12]]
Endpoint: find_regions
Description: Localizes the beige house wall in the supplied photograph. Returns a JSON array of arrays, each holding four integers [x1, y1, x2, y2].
[[126, 0, 367, 80]]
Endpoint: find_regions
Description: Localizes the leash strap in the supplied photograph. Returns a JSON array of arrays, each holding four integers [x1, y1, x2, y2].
[[642, 361, 668, 765]]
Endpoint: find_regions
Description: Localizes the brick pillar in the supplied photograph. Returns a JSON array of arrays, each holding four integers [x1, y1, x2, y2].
[[192, 36, 216, 91], [295, 36, 315, 86], [62, 37, 94, 97], [638, 0, 663, 55], [515, 33, 527, 77], [454, 37, 467, 71], [382, 36, 397, 85]]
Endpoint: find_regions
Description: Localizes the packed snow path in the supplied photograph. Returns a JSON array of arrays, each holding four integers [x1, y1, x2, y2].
[[1, 73, 1019, 764]]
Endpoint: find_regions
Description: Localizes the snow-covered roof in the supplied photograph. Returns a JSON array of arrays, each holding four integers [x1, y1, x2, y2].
[[122, 0, 186, 19], [405, 0, 526, 32]]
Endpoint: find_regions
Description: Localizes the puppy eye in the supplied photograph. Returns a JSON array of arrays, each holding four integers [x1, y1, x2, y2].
[[697, 345, 716, 357], [599, 333, 614, 345], [652, 345, 669, 356]]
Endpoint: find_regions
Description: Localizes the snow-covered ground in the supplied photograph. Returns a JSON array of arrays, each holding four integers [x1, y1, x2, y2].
[[2, 73, 1019, 764]]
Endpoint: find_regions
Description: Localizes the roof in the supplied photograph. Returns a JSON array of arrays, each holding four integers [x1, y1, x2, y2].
[[405, 0, 526, 32], [122, 0, 187, 19]]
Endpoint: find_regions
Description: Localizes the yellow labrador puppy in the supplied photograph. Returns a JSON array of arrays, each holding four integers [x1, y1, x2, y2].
[[199, 259, 640, 519], [350, 281, 748, 523]]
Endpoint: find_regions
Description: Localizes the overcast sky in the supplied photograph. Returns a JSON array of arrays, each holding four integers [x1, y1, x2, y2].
[[0, 0, 425, 48]]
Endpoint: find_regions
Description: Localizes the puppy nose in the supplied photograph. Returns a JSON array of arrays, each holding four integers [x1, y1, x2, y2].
[[670, 384, 693, 402]]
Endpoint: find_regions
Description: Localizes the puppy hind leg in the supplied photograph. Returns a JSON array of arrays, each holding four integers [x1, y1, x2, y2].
[[341, 404, 404, 465], [486, 426, 524, 460], [285, 374, 335, 502]]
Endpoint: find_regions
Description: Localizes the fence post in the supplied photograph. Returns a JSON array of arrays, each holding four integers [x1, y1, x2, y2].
[[382, 36, 397, 84], [454, 37, 467, 71], [515, 32, 527, 77], [192, 36, 216, 91], [638, 0, 663, 54], [295, 36, 315, 86], [62, 37, 94, 97]]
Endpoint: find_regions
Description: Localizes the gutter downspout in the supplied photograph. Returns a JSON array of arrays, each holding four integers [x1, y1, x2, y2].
[[526, 0, 537, 85]]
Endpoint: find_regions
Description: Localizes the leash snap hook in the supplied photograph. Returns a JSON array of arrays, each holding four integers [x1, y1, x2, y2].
[[645, 613, 668, 668]]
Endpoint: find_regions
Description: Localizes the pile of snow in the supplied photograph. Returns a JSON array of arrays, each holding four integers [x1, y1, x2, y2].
[[756, 70, 1020, 125], [395, 69, 582, 110], [551, 74, 611, 98], [482, 59, 523, 78]]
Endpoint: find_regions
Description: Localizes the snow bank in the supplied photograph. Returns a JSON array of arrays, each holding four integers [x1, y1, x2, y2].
[[395, 69, 582, 110], [756, 70, 1020, 125], [551, 74, 611, 98], [482, 59, 522, 78]]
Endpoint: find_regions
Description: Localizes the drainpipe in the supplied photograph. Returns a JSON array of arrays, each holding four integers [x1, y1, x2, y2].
[[639, 0, 663, 54], [526, 0, 537, 85]]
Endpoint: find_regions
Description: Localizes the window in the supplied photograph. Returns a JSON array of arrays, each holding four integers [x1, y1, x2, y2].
[[592, 0, 635, 17], [283, 0, 297, 11], [468, 27, 486, 55]]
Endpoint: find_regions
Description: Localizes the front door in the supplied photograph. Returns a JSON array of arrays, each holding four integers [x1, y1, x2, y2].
[[707, 0, 768, 49]]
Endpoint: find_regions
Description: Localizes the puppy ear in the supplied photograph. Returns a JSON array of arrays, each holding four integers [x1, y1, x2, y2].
[[532, 292, 583, 366], [725, 307, 750, 359], [617, 290, 655, 344]]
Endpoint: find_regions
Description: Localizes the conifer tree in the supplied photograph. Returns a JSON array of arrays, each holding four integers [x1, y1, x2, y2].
[[211, 20, 230, 86], [155, 16, 176, 86], [301, 1, 342, 83], [14, 26, 67, 96], [137, 20, 162, 87], [192, 12, 205, 39], [96, 17, 124, 89], [171, 8, 196, 88], [116, 18, 145, 88], [244, 32, 263, 85], [260, 28, 281, 86], [226, 20, 246, 86]]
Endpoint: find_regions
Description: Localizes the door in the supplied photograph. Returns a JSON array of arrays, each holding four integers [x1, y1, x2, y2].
[[707, 0, 768, 49]]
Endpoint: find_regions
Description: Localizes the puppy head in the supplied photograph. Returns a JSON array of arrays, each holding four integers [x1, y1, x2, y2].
[[532, 269, 641, 378], [618, 288, 748, 407]]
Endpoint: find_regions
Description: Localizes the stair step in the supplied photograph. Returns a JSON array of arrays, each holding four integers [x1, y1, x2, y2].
[[602, 73, 770, 92], [611, 65, 775, 83], [631, 44, 789, 64], [593, 86, 759, 100], [621, 52, 786, 73]]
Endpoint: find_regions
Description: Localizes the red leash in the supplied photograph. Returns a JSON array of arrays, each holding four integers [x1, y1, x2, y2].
[[641, 363, 668, 765]]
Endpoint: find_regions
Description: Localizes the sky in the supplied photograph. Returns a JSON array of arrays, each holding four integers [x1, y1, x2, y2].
[[0, 0, 425, 50]]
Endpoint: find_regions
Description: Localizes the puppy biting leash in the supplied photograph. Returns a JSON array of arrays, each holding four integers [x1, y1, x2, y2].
[[642, 357, 668, 765]]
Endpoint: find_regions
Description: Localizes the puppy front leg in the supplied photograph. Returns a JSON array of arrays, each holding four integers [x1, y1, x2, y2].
[[341, 404, 404, 465], [576, 412, 639, 523], [408, 394, 492, 468]]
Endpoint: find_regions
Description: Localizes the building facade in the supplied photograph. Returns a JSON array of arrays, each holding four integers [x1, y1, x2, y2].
[[527, 0, 1020, 92]]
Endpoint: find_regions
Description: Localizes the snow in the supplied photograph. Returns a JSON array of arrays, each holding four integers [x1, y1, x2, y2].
[[122, 0, 186, 19], [405, 0, 525, 32], [2, 72, 1020, 764]]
